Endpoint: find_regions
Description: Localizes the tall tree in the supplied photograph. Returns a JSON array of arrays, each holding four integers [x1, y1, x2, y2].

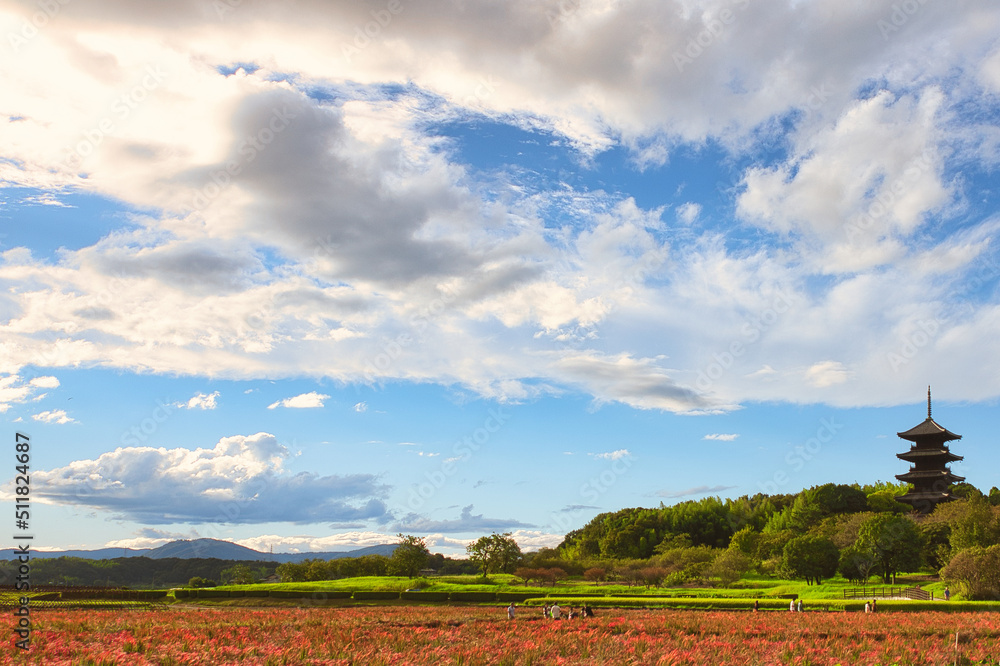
[[781, 535, 839, 585], [857, 514, 923, 584], [466, 532, 522, 576], [390, 534, 430, 578]]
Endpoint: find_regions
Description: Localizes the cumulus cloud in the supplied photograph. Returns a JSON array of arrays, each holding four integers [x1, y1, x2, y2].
[[0, 374, 59, 413], [176, 391, 220, 410], [592, 449, 631, 461], [267, 391, 330, 409], [235, 532, 395, 553], [0, 0, 997, 415], [32, 409, 76, 424], [32, 432, 388, 524]]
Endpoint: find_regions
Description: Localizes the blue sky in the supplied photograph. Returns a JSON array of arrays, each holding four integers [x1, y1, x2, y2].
[[1, 0, 999, 555]]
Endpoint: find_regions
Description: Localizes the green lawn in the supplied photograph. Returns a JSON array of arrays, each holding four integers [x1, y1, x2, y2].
[[214, 572, 959, 603]]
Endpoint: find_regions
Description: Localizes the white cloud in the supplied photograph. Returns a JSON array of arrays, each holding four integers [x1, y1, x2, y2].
[[0, 374, 58, 413], [235, 532, 394, 554], [675, 202, 701, 225], [703, 433, 739, 441], [267, 391, 330, 410], [353, 401, 367, 413], [592, 449, 631, 461], [0, 0, 996, 416], [176, 391, 220, 410], [32, 432, 388, 524], [804, 361, 851, 388], [31, 409, 76, 424]]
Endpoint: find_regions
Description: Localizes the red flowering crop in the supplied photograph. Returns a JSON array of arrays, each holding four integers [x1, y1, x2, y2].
[[3, 606, 999, 664]]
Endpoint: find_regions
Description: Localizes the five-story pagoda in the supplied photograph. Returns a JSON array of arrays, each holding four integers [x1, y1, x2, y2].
[[894, 387, 964, 513]]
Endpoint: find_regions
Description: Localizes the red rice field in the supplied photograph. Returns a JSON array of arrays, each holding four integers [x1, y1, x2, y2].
[[4, 606, 1000, 665]]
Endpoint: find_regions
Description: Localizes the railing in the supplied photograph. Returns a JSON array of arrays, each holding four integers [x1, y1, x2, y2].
[[844, 586, 931, 600]]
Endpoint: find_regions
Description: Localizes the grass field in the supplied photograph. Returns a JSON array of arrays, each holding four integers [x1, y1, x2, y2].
[[214, 572, 964, 602]]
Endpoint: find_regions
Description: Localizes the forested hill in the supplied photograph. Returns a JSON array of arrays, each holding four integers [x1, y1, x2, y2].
[[557, 482, 1000, 560]]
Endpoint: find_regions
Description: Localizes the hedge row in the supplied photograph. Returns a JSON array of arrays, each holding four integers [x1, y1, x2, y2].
[[170, 589, 1000, 611], [352, 591, 403, 601], [523, 597, 854, 611], [60, 590, 168, 600], [496, 592, 539, 603], [400, 591, 450, 602]]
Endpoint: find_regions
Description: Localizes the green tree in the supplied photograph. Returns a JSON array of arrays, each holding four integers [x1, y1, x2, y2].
[[708, 549, 752, 587], [466, 532, 522, 576], [805, 483, 869, 515], [837, 543, 878, 584], [187, 576, 216, 588], [941, 544, 1000, 600], [276, 562, 307, 583], [781, 535, 839, 585], [727, 526, 760, 559], [857, 514, 923, 583], [949, 497, 1000, 552], [354, 554, 390, 576], [389, 534, 430, 578], [220, 563, 255, 584]]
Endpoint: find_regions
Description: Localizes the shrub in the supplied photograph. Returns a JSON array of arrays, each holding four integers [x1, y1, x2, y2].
[[941, 544, 1000, 600], [449, 591, 498, 602], [196, 589, 230, 599], [496, 592, 539, 602], [400, 591, 450, 601], [352, 591, 401, 601]]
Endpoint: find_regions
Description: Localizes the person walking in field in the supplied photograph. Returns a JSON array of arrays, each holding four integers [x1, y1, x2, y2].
[[507, 603, 516, 620], [753, 600, 759, 612], [871, 599, 877, 613], [944, 587, 951, 601], [796, 599, 803, 612], [550, 602, 561, 619], [789, 599, 796, 612], [542, 604, 550, 619], [864, 601, 871, 613]]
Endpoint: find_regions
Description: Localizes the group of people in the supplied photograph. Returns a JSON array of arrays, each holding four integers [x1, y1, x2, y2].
[[864, 599, 879, 613], [506, 602, 594, 619], [542, 603, 594, 619]]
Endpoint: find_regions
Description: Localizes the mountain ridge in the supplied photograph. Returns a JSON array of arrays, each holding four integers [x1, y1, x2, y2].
[[33, 538, 397, 563]]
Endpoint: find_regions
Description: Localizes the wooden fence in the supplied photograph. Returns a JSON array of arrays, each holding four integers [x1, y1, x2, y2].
[[844, 586, 931, 600]]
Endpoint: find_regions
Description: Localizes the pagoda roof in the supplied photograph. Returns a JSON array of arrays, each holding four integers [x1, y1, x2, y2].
[[897, 490, 956, 500], [897, 417, 962, 442], [895, 491, 959, 510], [896, 448, 962, 462], [895, 469, 965, 482]]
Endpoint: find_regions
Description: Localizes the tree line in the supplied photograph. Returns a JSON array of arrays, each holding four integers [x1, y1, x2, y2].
[[547, 481, 1000, 597]]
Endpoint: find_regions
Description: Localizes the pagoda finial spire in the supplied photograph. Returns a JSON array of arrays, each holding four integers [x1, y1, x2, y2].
[[927, 385, 932, 419]]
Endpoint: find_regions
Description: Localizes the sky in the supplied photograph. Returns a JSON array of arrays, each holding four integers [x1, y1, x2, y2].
[[0, 0, 999, 557]]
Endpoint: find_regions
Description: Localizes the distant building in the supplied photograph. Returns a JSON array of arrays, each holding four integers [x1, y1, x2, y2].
[[894, 387, 964, 513]]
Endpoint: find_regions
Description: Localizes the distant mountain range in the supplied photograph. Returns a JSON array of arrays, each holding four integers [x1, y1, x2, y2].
[[33, 538, 397, 563]]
